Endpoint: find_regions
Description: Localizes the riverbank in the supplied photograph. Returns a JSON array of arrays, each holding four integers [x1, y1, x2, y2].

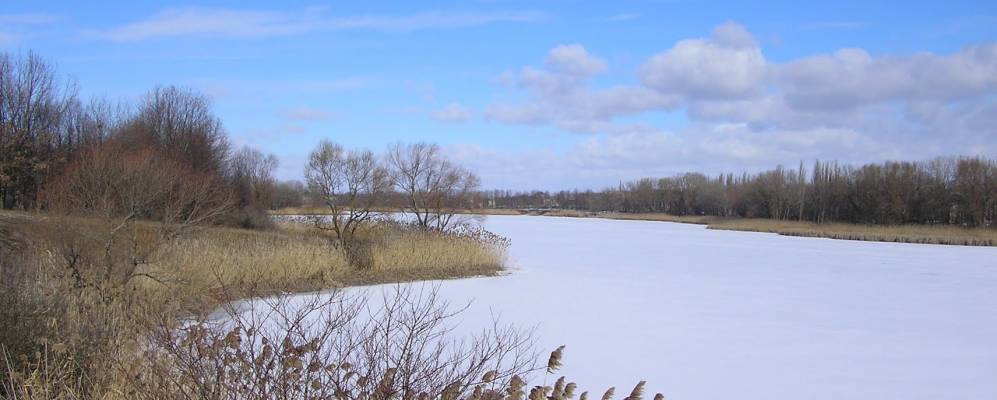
[[274, 207, 996, 247], [536, 209, 997, 246], [0, 210, 508, 398]]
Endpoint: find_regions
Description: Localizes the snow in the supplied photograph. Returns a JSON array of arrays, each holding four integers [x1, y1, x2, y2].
[[266, 215, 997, 399]]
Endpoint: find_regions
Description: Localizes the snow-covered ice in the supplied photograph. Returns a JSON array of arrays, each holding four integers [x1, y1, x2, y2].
[[268, 215, 997, 399]]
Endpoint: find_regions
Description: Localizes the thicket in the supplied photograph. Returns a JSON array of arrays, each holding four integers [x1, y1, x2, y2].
[[0, 52, 298, 227]]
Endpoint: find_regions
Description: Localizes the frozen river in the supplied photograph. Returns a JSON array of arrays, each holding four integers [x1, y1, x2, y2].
[[276, 215, 997, 399]]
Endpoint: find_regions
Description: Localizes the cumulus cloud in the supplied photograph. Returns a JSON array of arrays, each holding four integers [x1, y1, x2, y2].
[[779, 44, 997, 110], [639, 21, 767, 99], [486, 44, 680, 133], [474, 21, 997, 188], [91, 7, 545, 41], [493, 22, 996, 137], [429, 103, 473, 123], [544, 44, 608, 77]]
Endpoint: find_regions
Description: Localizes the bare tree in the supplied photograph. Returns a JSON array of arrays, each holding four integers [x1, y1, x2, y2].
[[0, 51, 78, 209], [306, 140, 389, 268], [123, 85, 230, 175], [386, 142, 481, 232], [229, 146, 278, 211], [271, 180, 307, 210]]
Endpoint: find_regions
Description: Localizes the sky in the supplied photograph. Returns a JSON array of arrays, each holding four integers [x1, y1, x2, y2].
[[1, 1, 996, 190]]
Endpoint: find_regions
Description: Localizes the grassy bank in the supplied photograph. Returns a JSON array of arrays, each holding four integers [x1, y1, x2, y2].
[[149, 221, 505, 297], [275, 206, 997, 247], [543, 210, 996, 246], [529, 209, 715, 224], [706, 218, 997, 246], [440, 208, 996, 247], [270, 206, 524, 216], [0, 211, 507, 398], [4, 212, 506, 308]]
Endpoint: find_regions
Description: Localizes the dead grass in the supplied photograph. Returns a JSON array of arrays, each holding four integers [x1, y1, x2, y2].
[[708, 218, 997, 246], [474, 208, 997, 247], [270, 206, 524, 216], [1, 210, 509, 399], [592, 211, 715, 225], [142, 221, 505, 301], [1, 211, 507, 300], [507, 208, 717, 224], [370, 227, 506, 277]]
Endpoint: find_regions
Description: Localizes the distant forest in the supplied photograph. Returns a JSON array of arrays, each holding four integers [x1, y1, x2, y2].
[[483, 157, 997, 227]]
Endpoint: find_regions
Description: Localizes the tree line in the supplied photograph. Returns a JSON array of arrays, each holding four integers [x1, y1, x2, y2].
[[1, 51, 486, 232], [483, 158, 997, 227], [0, 51, 297, 227]]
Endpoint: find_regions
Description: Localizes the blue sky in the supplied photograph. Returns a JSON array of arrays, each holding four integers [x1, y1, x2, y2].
[[2, 1, 996, 189]]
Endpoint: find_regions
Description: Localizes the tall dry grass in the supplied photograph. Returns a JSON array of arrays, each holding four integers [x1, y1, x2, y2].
[[143, 221, 506, 301], [708, 218, 997, 246], [485, 208, 997, 247], [270, 206, 524, 216], [0, 210, 510, 399]]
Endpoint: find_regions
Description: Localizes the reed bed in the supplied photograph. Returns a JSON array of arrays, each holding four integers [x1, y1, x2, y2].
[[370, 227, 507, 278], [708, 218, 997, 246], [1, 211, 512, 399], [487, 208, 997, 246], [271, 206, 523, 216], [131, 219, 508, 300]]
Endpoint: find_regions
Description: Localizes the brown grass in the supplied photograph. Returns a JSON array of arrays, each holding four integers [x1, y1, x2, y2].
[[145, 222, 504, 298], [1, 210, 509, 399], [270, 206, 524, 216], [500, 208, 716, 224], [1, 211, 506, 299], [474, 208, 997, 247], [708, 218, 997, 246]]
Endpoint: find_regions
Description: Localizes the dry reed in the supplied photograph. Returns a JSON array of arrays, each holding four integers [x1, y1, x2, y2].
[[708, 218, 997, 246], [473, 208, 997, 247]]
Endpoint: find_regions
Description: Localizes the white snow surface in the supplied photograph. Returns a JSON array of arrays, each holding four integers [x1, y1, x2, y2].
[[265, 215, 997, 399]]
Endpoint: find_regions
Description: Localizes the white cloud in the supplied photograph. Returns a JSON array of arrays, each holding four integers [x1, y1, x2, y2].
[[544, 44, 608, 77], [639, 22, 767, 99], [429, 103, 473, 123], [779, 44, 997, 110], [489, 21, 995, 144], [486, 44, 679, 133], [471, 21, 997, 188], [484, 102, 550, 125], [92, 7, 545, 41]]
